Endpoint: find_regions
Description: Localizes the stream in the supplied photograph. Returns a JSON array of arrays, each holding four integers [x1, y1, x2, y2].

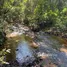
[[5, 34, 35, 66], [1, 24, 67, 67]]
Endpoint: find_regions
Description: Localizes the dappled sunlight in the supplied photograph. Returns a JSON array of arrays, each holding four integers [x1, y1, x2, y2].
[[6, 32, 23, 38], [60, 48, 67, 54], [30, 41, 38, 48]]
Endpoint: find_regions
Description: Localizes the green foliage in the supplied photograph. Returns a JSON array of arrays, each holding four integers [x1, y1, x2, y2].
[[22, 0, 67, 32], [0, 48, 10, 64], [0, 0, 67, 32]]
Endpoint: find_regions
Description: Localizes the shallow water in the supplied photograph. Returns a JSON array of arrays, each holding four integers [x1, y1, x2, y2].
[[2, 31, 67, 66], [5, 34, 34, 64], [16, 41, 34, 64]]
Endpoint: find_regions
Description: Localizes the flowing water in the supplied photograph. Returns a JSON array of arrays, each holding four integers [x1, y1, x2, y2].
[[1, 29, 67, 67]]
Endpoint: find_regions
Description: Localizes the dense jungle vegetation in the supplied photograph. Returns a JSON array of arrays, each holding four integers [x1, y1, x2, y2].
[[0, 0, 67, 33]]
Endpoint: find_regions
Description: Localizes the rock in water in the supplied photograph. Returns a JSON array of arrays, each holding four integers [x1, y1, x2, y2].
[[16, 41, 35, 65]]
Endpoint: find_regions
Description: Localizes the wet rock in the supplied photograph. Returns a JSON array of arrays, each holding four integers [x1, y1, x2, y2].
[[30, 41, 39, 48]]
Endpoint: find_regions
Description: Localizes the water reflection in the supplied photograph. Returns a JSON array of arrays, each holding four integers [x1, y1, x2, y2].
[[16, 41, 34, 64], [5, 34, 35, 65]]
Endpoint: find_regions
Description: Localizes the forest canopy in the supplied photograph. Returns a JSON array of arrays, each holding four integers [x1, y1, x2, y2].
[[0, 0, 67, 32]]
